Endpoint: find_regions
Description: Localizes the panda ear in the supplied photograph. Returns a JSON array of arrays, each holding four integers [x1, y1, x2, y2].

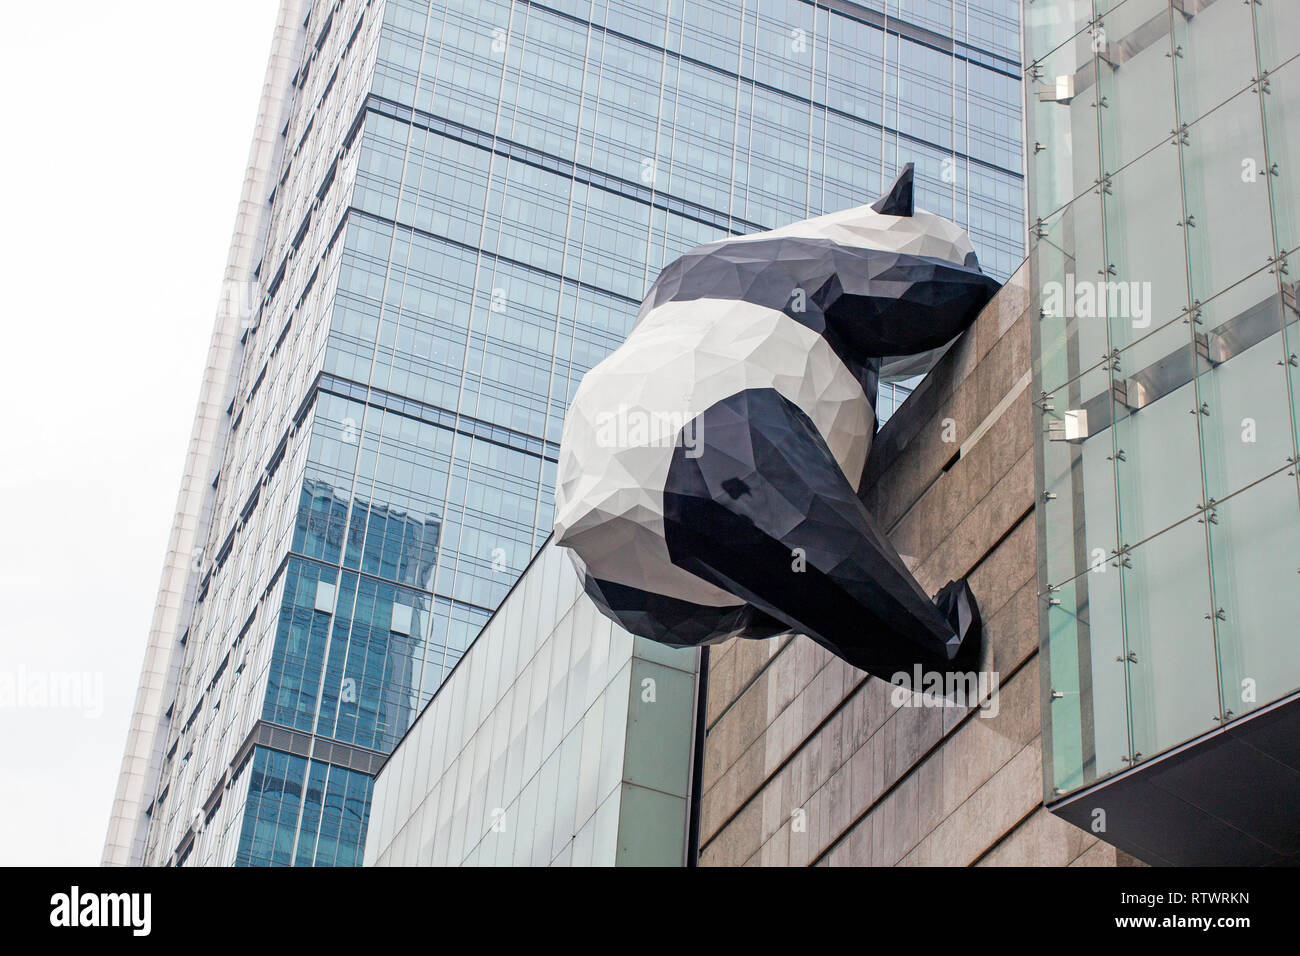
[[871, 162, 914, 217]]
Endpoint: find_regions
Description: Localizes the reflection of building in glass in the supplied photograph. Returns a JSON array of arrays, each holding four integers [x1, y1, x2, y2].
[[876, 378, 917, 422], [107, 0, 1025, 867], [267, 478, 439, 753], [175, 469, 441, 867], [1028, 0, 1300, 863]]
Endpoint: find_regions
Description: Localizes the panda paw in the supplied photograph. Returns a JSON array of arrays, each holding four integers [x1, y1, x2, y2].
[[933, 578, 983, 673]]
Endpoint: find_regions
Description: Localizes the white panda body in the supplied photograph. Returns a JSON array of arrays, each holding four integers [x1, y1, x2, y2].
[[553, 295, 873, 608]]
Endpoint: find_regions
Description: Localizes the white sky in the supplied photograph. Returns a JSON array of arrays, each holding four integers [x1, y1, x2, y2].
[[0, 1, 281, 865]]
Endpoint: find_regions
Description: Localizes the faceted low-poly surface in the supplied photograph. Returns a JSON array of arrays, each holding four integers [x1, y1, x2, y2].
[[554, 164, 997, 677], [660, 387, 982, 680]]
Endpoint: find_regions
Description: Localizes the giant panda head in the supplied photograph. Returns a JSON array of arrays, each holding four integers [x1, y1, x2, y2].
[[733, 163, 999, 381], [636, 163, 1000, 383]]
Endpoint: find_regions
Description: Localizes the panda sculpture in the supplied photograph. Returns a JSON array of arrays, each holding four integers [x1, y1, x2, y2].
[[553, 164, 999, 683]]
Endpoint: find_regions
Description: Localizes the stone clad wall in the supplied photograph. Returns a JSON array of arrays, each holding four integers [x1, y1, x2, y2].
[[698, 263, 1131, 867]]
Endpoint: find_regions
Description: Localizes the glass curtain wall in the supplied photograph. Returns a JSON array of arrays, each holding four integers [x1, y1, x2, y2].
[[1028, 0, 1300, 798]]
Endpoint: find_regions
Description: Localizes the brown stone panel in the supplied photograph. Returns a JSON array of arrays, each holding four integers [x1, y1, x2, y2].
[[854, 655, 1040, 863], [701, 669, 769, 791], [977, 577, 1039, 687], [894, 384, 1034, 576], [704, 633, 791, 729], [1070, 840, 1122, 867], [701, 640, 855, 819], [700, 611, 1041, 868], [862, 290, 1032, 531], [705, 655, 1038, 867], [898, 740, 1043, 866], [862, 348, 963, 491], [699, 793, 762, 867], [699, 736, 763, 842], [967, 513, 1035, 624], [913, 452, 1035, 596], [863, 374, 975, 531], [974, 806, 1103, 867], [975, 263, 1030, 362], [933, 657, 1041, 815]]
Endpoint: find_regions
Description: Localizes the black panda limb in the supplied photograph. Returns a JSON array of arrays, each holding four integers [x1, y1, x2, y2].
[[579, 574, 792, 649], [660, 387, 980, 683]]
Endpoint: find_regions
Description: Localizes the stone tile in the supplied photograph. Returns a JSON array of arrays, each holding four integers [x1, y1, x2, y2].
[[703, 672, 767, 789], [914, 451, 1035, 593], [825, 760, 854, 841], [792, 731, 823, 809], [976, 806, 1097, 866], [704, 747, 763, 841], [699, 764, 740, 843], [700, 793, 763, 867], [827, 837, 852, 867], [787, 789, 822, 866], [915, 750, 946, 838], [937, 658, 1041, 819], [984, 387, 1034, 484], [973, 312, 1030, 429], [910, 740, 1043, 866], [866, 383, 978, 530], [870, 775, 921, 866], [880, 396, 1032, 581], [945, 320, 982, 391], [892, 691, 945, 770], [1070, 839, 1120, 867], [705, 634, 790, 728], [967, 514, 1036, 625], [848, 736, 876, 822], [981, 578, 1039, 679], [841, 680, 890, 755], [976, 262, 1030, 362], [760, 776, 785, 841], [877, 712, 898, 798], [848, 814, 873, 865], [705, 669, 866, 852], [760, 820, 790, 867]]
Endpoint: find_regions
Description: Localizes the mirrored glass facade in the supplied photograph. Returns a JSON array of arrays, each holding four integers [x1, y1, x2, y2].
[[1028, 0, 1300, 799], [112, 0, 1024, 866], [365, 540, 698, 866]]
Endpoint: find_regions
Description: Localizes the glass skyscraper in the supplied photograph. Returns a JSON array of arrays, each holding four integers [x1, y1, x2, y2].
[[105, 0, 1023, 866]]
